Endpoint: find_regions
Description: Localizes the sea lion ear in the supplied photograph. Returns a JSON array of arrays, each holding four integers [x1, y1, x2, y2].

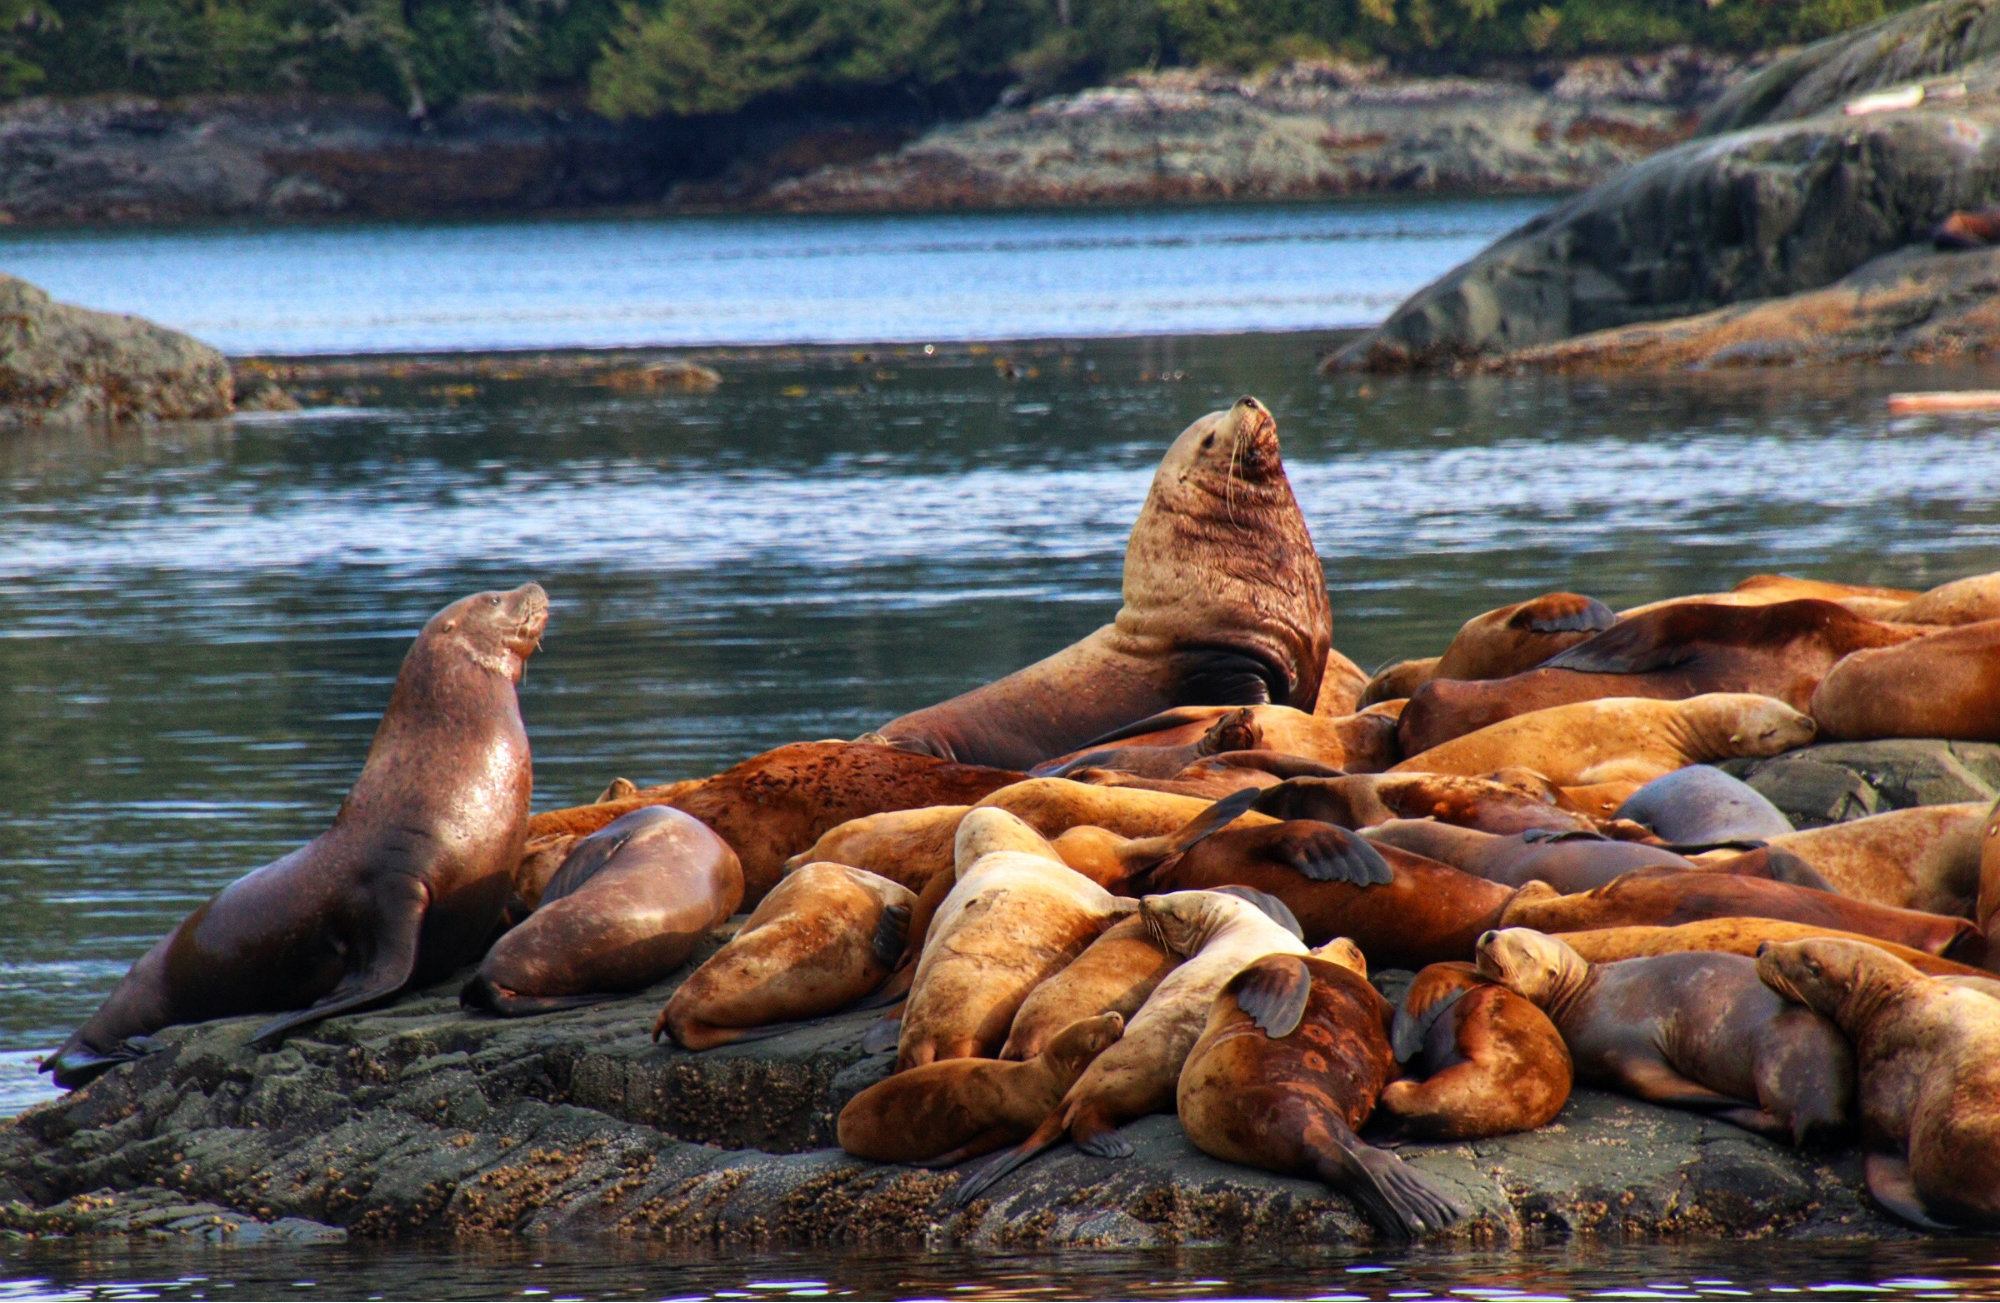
[[1229, 955, 1312, 1038], [595, 777, 639, 803], [1512, 880, 1560, 902]]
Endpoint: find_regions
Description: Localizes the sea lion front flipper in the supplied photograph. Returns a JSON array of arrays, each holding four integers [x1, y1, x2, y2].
[[1228, 954, 1313, 1038], [1542, 620, 1698, 675], [248, 878, 426, 1048], [1314, 1123, 1466, 1238], [909, 1128, 1013, 1170], [1280, 825, 1393, 885], [1390, 985, 1468, 1065], [872, 903, 913, 971], [1073, 1122, 1135, 1159], [1202, 751, 1347, 780], [41, 1035, 165, 1090], [1864, 1151, 1956, 1231]]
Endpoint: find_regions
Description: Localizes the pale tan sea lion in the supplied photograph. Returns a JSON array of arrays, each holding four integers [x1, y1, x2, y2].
[[1762, 804, 1986, 913], [1000, 914, 1178, 1061]]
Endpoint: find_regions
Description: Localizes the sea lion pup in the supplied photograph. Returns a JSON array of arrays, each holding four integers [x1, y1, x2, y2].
[[1244, 773, 1603, 837], [1499, 866, 1982, 959], [463, 806, 742, 1016], [1034, 705, 1399, 777], [1431, 592, 1618, 682], [1365, 821, 1697, 892], [1397, 600, 1921, 754], [524, 741, 1022, 905], [1176, 948, 1465, 1239], [877, 398, 1331, 770], [1478, 929, 1852, 1146], [1613, 765, 1793, 845], [1552, 918, 1995, 977], [1757, 937, 2000, 1228], [1887, 570, 2000, 625], [839, 1013, 1127, 1167], [46, 584, 549, 1089], [1379, 961, 1570, 1140], [1811, 619, 2000, 742], [1390, 694, 1818, 788], [899, 810, 1134, 1070], [654, 863, 914, 1050], [1760, 804, 1986, 913], [954, 889, 1310, 1203]]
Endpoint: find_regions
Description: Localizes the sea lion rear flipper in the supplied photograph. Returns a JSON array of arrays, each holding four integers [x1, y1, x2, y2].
[[1283, 826, 1393, 885], [1315, 1125, 1466, 1238], [1390, 985, 1468, 1065], [860, 1013, 902, 1055], [1228, 954, 1312, 1038], [248, 882, 424, 1048], [1203, 752, 1347, 781], [1520, 828, 1606, 845], [1073, 1121, 1135, 1159], [1210, 886, 1303, 940], [1713, 1106, 1791, 1143], [1246, 778, 1353, 828], [1131, 789, 1264, 885], [1864, 1151, 1956, 1231], [952, 1113, 1067, 1206], [909, 1128, 1012, 1169]]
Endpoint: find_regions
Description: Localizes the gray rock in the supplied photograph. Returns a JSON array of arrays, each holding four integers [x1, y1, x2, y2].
[[1723, 740, 2000, 827], [0, 275, 232, 425]]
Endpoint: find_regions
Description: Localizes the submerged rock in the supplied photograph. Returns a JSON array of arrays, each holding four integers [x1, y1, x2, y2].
[[0, 275, 234, 426]]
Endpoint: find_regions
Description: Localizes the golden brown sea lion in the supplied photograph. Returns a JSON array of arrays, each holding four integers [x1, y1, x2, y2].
[[1479, 929, 1851, 1145], [954, 889, 1309, 1201], [1553, 918, 1994, 977], [1379, 961, 1571, 1140], [654, 862, 914, 1049], [1757, 937, 2000, 1227], [463, 805, 742, 1015], [1621, 575, 1919, 619], [1176, 951, 1465, 1238], [1432, 592, 1617, 682], [524, 741, 1021, 906], [878, 398, 1331, 769], [1316, 648, 1370, 717], [1000, 914, 1178, 1061], [899, 811, 1133, 1069], [1391, 694, 1817, 787], [47, 584, 549, 1089], [1359, 657, 1440, 707], [1035, 704, 1398, 777], [1888, 571, 2000, 625], [1398, 600, 1920, 754], [837, 1012, 1126, 1167], [1762, 804, 1986, 913], [1811, 619, 2000, 741], [1498, 866, 1982, 959]]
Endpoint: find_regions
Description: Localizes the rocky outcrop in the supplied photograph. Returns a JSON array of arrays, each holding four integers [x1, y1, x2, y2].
[[0, 275, 234, 425], [6, 740, 1989, 1249], [761, 53, 1747, 212], [1332, 0, 2000, 372]]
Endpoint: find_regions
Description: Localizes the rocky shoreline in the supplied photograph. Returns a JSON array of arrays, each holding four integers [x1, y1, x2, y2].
[[5, 740, 1990, 1250]]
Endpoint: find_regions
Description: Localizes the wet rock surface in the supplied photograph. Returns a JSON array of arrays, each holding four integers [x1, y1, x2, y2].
[[0, 274, 236, 426], [1333, 0, 2000, 372], [4, 743, 1976, 1248]]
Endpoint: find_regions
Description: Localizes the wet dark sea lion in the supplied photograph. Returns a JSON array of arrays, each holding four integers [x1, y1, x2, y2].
[[1177, 950, 1465, 1238], [877, 398, 1331, 770], [1613, 764, 1793, 844], [527, 741, 1022, 906], [46, 584, 550, 1088], [838, 1013, 1126, 1168], [1398, 600, 1920, 754], [1365, 821, 1697, 892], [1378, 961, 1571, 1140], [1758, 937, 2000, 1228], [1480, 929, 1852, 1145], [463, 805, 742, 1016]]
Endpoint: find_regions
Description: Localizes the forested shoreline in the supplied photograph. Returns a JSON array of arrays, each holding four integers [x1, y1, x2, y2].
[[4, 0, 1926, 125]]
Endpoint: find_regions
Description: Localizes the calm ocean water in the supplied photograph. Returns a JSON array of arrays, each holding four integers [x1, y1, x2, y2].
[[4, 203, 2000, 1298]]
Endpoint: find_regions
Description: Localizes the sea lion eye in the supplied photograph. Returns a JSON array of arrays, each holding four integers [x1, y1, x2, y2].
[[1200, 434, 1214, 449], [489, 596, 502, 607]]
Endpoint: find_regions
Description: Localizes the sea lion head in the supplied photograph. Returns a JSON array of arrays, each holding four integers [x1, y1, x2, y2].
[[1684, 693, 1817, 758], [427, 582, 550, 680], [1312, 936, 1368, 977], [1042, 1011, 1125, 1074], [1475, 927, 1583, 1006], [1756, 936, 1907, 1020], [1118, 398, 1330, 710], [1138, 889, 1241, 957], [953, 807, 1061, 875]]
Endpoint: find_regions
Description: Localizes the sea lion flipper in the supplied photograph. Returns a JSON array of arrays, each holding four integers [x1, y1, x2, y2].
[[1283, 826, 1393, 885], [1864, 1151, 1956, 1231], [1542, 618, 1697, 674], [952, 1113, 1067, 1206], [1390, 985, 1468, 1065], [1164, 787, 1261, 853], [1314, 1123, 1465, 1238], [1228, 954, 1312, 1038], [872, 904, 913, 971], [1066, 707, 1232, 753], [248, 882, 425, 1049], [1520, 828, 1605, 845], [1073, 1125, 1135, 1159]]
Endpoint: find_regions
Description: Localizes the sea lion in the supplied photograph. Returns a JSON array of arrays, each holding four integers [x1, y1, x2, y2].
[[1316, 648, 1370, 717], [878, 398, 1331, 769], [1498, 866, 1982, 959], [1887, 571, 2000, 625], [1757, 937, 2000, 1227], [954, 889, 1310, 1202], [524, 741, 1022, 906], [1431, 592, 1617, 682], [463, 806, 742, 1015], [1552, 918, 1995, 978], [1176, 951, 1465, 1238], [1762, 804, 1986, 913], [1379, 961, 1571, 1140], [1478, 929, 1852, 1145], [838, 1012, 1126, 1167], [1359, 657, 1440, 707], [1398, 600, 1919, 754], [1244, 773, 1603, 837], [1035, 705, 1398, 777], [1811, 619, 2000, 742], [1000, 914, 1178, 1061], [654, 862, 915, 1049], [1934, 208, 2000, 250], [1982, 797, 2000, 960], [505, 831, 578, 925], [1364, 821, 1697, 892], [899, 811, 1133, 1069], [1613, 765, 1794, 845], [46, 584, 549, 1088], [1621, 575, 1919, 620], [1390, 694, 1818, 787]]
